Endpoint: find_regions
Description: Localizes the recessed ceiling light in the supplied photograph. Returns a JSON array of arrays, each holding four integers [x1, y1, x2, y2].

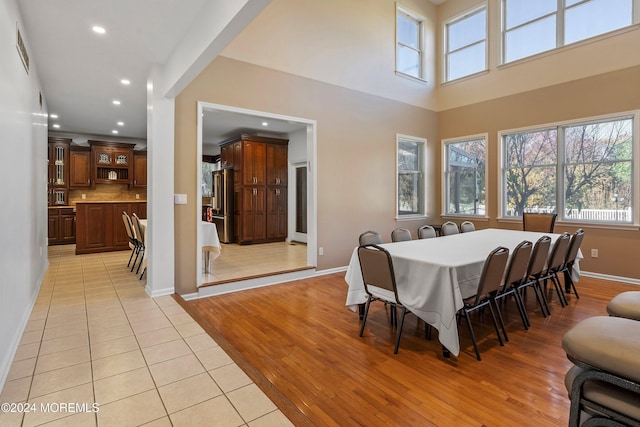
[[117, 121, 124, 126], [49, 114, 58, 119], [52, 124, 60, 128], [92, 26, 106, 34], [121, 79, 130, 85], [112, 100, 121, 105], [262, 122, 268, 126], [112, 130, 118, 134]]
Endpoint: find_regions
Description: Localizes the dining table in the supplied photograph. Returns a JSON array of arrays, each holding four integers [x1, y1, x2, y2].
[[344, 228, 583, 356], [201, 221, 222, 274]]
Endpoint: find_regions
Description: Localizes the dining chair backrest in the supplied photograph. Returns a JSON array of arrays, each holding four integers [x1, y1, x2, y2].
[[132, 213, 144, 246], [122, 211, 134, 241], [472, 246, 510, 305], [359, 230, 383, 246], [547, 233, 571, 272], [391, 227, 412, 242], [565, 229, 584, 265], [503, 240, 533, 288], [440, 221, 459, 236], [460, 221, 475, 233], [417, 225, 437, 239], [357, 245, 399, 303], [523, 212, 557, 232], [527, 236, 552, 278]]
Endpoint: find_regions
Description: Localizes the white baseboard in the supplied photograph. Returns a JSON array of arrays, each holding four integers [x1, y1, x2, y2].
[[145, 285, 177, 298], [581, 271, 640, 286]]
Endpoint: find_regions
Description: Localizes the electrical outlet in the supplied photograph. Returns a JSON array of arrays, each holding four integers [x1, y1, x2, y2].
[[136, 194, 140, 199], [591, 249, 599, 258], [318, 247, 324, 256], [81, 194, 86, 199]]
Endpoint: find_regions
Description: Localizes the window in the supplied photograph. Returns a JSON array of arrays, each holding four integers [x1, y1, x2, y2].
[[502, 0, 634, 63], [444, 6, 487, 82], [443, 135, 487, 216], [396, 6, 424, 80], [501, 113, 636, 224], [397, 136, 426, 217]]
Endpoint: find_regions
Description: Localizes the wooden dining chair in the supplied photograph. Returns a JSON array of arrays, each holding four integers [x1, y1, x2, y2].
[[457, 246, 509, 361], [417, 225, 437, 239], [357, 244, 409, 354], [391, 227, 412, 242], [440, 221, 459, 236], [359, 230, 382, 246], [522, 212, 557, 232], [493, 240, 533, 338]]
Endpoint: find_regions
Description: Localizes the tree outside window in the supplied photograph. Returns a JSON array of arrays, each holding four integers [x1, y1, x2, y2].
[[502, 115, 635, 223], [444, 136, 486, 215], [397, 137, 425, 217]]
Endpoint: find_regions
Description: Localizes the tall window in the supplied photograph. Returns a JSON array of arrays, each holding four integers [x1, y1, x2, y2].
[[503, 0, 633, 63], [501, 113, 636, 224], [397, 136, 426, 217], [444, 6, 487, 82], [396, 6, 424, 80], [443, 135, 487, 216]]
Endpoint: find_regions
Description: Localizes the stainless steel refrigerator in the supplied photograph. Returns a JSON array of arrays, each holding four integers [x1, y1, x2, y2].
[[212, 169, 233, 243]]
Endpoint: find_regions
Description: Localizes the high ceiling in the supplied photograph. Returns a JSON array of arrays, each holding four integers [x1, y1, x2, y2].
[[19, 0, 446, 143]]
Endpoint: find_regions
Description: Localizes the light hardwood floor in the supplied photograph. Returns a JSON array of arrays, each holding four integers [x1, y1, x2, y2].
[[202, 241, 310, 285], [183, 273, 639, 427]]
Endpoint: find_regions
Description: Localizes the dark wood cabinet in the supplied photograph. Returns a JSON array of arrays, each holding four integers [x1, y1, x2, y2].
[[75, 201, 146, 254], [133, 151, 147, 188], [69, 146, 91, 189], [48, 207, 75, 245], [88, 140, 135, 186], [48, 138, 71, 205], [220, 134, 288, 244]]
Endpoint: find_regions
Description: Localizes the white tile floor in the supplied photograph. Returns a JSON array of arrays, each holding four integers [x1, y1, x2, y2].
[[0, 245, 293, 427]]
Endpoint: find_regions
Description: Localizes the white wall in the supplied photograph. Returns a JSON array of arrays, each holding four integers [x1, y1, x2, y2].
[[287, 127, 308, 242], [0, 0, 48, 390]]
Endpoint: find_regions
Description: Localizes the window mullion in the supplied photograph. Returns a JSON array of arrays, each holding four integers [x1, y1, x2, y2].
[[557, 0, 565, 47], [557, 125, 566, 220]]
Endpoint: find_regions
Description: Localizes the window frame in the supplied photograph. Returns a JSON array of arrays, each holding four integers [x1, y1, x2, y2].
[[442, 133, 489, 218], [395, 4, 426, 82], [396, 134, 427, 220], [498, 111, 640, 227], [501, 0, 637, 65], [443, 4, 488, 83]]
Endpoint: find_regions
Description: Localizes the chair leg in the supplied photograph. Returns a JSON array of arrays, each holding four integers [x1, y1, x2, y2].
[[564, 269, 580, 299], [127, 248, 135, 267], [139, 267, 146, 280], [359, 298, 372, 337], [491, 298, 509, 342], [487, 302, 504, 346], [136, 250, 144, 274], [462, 310, 482, 361], [131, 246, 140, 272], [550, 273, 567, 307], [425, 322, 432, 340], [533, 279, 551, 316], [512, 289, 530, 330], [393, 307, 407, 354]]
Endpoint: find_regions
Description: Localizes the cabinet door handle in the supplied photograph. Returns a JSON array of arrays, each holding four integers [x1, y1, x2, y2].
[[253, 188, 257, 196]]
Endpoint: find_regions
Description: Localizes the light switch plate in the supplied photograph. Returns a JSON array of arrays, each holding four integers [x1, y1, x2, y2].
[[174, 194, 188, 205]]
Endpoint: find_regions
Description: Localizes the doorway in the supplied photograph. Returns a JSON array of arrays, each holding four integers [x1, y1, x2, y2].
[[196, 102, 317, 288]]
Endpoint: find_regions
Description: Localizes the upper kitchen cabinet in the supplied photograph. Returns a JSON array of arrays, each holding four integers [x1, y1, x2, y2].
[[133, 150, 147, 188], [88, 140, 135, 187], [69, 145, 91, 189], [48, 137, 70, 205]]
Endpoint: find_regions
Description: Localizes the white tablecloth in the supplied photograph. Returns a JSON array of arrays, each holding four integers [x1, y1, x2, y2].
[[201, 222, 222, 273], [344, 228, 582, 356]]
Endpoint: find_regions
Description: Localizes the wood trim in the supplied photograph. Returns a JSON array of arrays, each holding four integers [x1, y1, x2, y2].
[[88, 139, 137, 149], [219, 134, 289, 147]]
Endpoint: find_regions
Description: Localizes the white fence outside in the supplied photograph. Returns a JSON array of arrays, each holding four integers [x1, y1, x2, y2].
[[511, 207, 633, 222]]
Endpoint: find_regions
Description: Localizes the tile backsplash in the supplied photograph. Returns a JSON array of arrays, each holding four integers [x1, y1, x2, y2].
[[69, 184, 146, 204]]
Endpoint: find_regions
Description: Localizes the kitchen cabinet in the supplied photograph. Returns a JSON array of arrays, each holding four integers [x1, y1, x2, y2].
[[88, 140, 135, 186], [69, 146, 91, 189], [48, 137, 70, 205], [48, 207, 75, 245], [133, 151, 147, 188], [75, 201, 146, 254], [220, 134, 288, 244]]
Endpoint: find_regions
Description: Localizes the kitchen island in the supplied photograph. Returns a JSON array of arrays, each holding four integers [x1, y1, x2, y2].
[[75, 201, 146, 255]]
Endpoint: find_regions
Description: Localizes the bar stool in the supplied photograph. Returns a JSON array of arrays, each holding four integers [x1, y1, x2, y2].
[[607, 291, 640, 321], [562, 316, 640, 427]]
